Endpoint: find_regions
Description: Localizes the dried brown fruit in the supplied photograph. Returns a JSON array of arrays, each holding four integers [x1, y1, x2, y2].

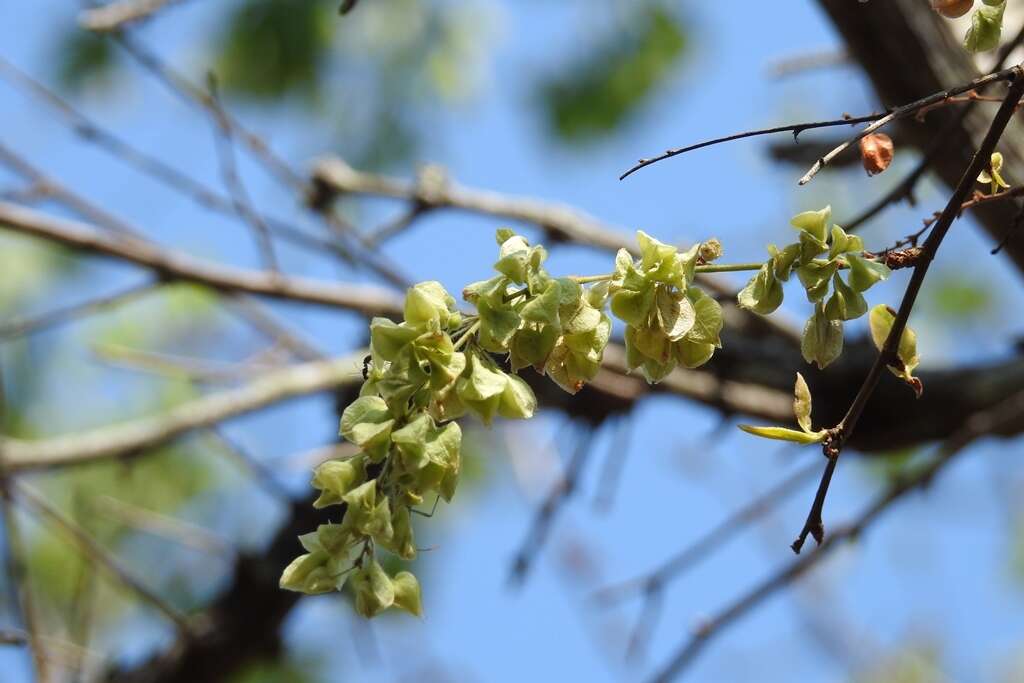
[[859, 133, 894, 176], [931, 0, 974, 19]]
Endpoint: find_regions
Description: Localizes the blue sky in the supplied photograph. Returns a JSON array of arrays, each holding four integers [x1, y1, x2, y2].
[[1, 1, 1024, 682]]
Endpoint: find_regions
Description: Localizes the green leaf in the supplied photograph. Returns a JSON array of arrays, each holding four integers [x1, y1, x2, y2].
[[340, 396, 395, 461], [737, 263, 784, 315], [611, 286, 655, 327], [793, 372, 813, 433], [798, 230, 829, 264], [801, 304, 844, 369], [381, 505, 416, 560], [520, 280, 562, 328], [391, 571, 424, 617], [311, 457, 366, 509], [868, 304, 923, 396], [846, 254, 891, 292], [768, 243, 801, 281], [790, 206, 831, 243], [685, 287, 723, 346], [509, 324, 559, 371], [352, 560, 395, 618], [495, 228, 516, 245], [494, 235, 531, 283], [655, 286, 696, 341], [674, 338, 715, 368], [462, 275, 507, 304], [279, 552, 336, 594], [631, 326, 669, 364], [390, 413, 433, 465], [964, 1, 1005, 53], [476, 298, 521, 353], [796, 260, 838, 303], [828, 225, 864, 259], [738, 424, 826, 444], [456, 353, 508, 424], [561, 300, 603, 336], [404, 281, 456, 330], [280, 524, 361, 595], [498, 374, 537, 419], [369, 318, 421, 362], [825, 272, 867, 321]]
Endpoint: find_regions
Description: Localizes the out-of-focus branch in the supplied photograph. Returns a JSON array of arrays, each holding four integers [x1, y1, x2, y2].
[[0, 201, 404, 316], [310, 156, 803, 346], [649, 388, 1024, 682], [206, 76, 279, 273], [0, 279, 160, 341], [79, 0, 188, 32], [792, 71, 1024, 555], [508, 426, 598, 585], [13, 482, 193, 636], [0, 352, 367, 472]]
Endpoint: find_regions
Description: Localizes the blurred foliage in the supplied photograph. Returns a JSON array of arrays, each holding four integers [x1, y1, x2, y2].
[[231, 659, 322, 683], [536, 4, 687, 143], [858, 447, 921, 486], [53, 0, 498, 169], [850, 646, 948, 683], [216, 0, 335, 100], [0, 233, 78, 312], [56, 26, 117, 92], [20, 397, 219, 623], [922, 272, 997, 322], [1012, 513, 1024, 584]]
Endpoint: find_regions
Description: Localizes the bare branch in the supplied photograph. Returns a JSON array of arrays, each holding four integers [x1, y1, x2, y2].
[[593, 460, 820, 606], [619, 113, 885, 181], [0, 201, 404, 315], [13, 482, 193, 636], [0, 279, 160, 341], [651, 388, 1024, 682], [0, 56, 359, 266], [798, 65, 1022, 185], [205, 75, 279, 273], [793, 70, 1024, 554], [89, 495, 234, 559], [508, 426, 598, 586], [0, 351, 367, 472], [79, 0, 188, 32]]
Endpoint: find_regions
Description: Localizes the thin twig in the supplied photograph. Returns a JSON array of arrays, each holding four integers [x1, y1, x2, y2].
[[0, 363, 49, 681], [843, 23, 1024, 233], [207, 427, 292, 502], [791, 68, 1024, 554], [591, 416, 635, 513], [0, 351, 367, 472], [206, 74, 279, 273], [650, 388, 1024, 682], [0, 141, 142, 237], [508, 426, 598, 586], [224, 295, 326, 362], [79, 0, 188, 32], [13, 482, 194, 635], [619, 113, 886, 180], [593, 460, 820, 606], [0, 56, 358, 265], [103, 30, 414, 288], [90, 495, 234, 558], [0, 201, 404, 316], [798, 65, 1022, 186], [0, 279, 161, 341]]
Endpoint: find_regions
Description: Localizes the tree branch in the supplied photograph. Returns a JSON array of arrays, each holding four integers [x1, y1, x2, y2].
[[792, 67, 1024, 554], [650, 387, 1024, 682], [0, 201, 404, 316]]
